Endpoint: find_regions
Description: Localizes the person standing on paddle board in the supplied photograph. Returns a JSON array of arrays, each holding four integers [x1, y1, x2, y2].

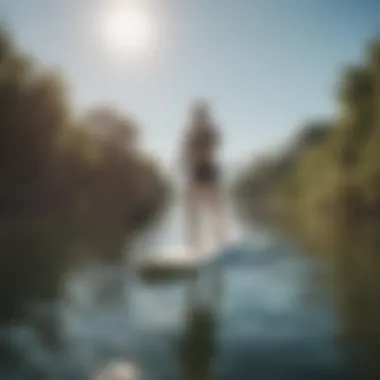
[[180, 100, 227, 253]]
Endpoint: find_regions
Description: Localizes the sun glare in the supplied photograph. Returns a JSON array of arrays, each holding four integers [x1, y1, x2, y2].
[[99, 3, 154, 58]]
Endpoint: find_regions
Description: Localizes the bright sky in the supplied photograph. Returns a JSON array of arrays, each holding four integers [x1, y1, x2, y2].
[[1, 0, 379, 168]]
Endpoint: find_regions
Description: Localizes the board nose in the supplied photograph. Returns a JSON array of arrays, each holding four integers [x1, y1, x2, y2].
[[94, 361, 141, 380]]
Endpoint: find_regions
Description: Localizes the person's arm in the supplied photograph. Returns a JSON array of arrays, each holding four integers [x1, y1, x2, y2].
[[210, 122, 222, 157], [179, 128, 192, 170], [169, 128, 189, 180]]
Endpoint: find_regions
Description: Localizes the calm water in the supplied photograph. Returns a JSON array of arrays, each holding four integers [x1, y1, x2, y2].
[[0, 238, 369, 379]]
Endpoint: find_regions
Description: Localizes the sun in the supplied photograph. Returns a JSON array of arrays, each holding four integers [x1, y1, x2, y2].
[[99, 3, 154, 58]]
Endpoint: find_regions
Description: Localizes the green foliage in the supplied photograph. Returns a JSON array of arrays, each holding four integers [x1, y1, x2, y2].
[[233, 36, 380, 370], [0, 28, 170, 326]]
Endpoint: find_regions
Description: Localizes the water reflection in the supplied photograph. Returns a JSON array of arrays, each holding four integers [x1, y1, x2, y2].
[[175, 273, 221, 380], [0, 240, 371, 379], [177, 303, 218, 380]]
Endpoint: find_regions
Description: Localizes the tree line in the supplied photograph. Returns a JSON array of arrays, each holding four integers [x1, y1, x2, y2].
[[233, 37, 380, 373], [0, 27, 170, 328]]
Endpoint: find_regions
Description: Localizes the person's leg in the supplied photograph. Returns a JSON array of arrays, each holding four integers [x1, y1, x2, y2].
[[203, 182, 228, 250], [185, 182, 201, 253]]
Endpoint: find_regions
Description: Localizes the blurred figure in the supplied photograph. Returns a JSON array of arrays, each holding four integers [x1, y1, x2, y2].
[[180, 101, 227, 254]]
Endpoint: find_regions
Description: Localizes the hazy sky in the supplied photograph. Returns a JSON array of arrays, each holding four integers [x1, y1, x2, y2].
[[1, 0, 379, 167]]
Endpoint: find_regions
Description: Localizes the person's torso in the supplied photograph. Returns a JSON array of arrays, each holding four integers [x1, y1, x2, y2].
[[184, 123, 219, 167]]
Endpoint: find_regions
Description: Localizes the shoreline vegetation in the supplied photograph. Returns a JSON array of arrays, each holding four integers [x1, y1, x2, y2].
[[0, 26, 170, 341], [233, 36, 380, 374]]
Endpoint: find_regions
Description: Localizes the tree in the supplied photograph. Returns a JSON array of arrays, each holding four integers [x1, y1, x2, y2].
[[0, 27, 170, 359], [233, 36, 380, 374]]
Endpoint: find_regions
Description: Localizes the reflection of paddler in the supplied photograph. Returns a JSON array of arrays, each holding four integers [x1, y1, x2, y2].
[[177, 279, 219, 380]]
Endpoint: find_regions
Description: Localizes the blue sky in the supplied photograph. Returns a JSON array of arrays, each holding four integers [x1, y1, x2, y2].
[[1, 0, 379, 166]]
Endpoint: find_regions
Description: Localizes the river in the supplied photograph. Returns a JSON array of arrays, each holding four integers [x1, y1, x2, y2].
[[0, 236, 370, 379]]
